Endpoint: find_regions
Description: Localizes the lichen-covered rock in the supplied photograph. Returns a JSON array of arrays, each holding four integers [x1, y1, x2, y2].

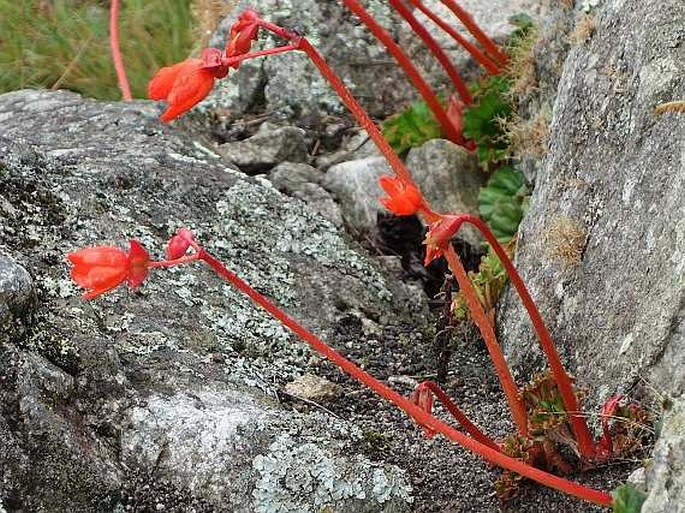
[[0, 256, 34, 345], [498, 0, 684, 397], [0, 89, 422, 511], [642, 394, 685, 513]]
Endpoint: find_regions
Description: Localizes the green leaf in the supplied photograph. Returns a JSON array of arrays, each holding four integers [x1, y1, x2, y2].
[[478, 166, 530, 241], [382, 99, 444, 155], [463, 76, 512, 167], [612, 484, 647, 513]]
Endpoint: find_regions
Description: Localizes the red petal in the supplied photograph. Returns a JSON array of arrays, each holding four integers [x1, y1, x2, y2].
[[71, 264, 128, 293], [126, 240, 150, 290], [148, 60, 195, 100], [68, 246, 128, 268], [161, 65, 215, 122]]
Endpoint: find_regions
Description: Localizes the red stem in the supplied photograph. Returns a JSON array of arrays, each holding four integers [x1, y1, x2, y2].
[[109, 0, 132, 101], [418, 381, 501, 451], [446, 215, 597, 459], [388, 0, 472, 104], [297, 38, 414, 183], [407, 0, 501, 75], [221, 44, 301, 67], [438, 0, 508, 67], [241, 28, 525, 433], [339, 0, 467, 142], [194, 247, 612, 507], [443, 245, 529, 436]]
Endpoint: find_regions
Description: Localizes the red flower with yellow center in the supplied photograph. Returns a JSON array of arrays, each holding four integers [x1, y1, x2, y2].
[[68, 240, 150, 299]]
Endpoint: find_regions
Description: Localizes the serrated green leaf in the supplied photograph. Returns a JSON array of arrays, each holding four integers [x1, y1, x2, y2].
[[479, 166, 530, 241], [612, 484, 647, 513], [382, 99, 444, 155]]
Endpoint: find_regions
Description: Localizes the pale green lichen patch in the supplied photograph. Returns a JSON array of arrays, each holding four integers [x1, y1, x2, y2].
[[251, 435, 412, 513]]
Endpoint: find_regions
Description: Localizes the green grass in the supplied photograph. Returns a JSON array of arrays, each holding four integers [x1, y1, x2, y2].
[[0, 0, 197, 100]]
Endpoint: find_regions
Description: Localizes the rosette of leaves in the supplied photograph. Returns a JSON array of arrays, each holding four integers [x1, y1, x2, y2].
[[479, 165, 530, 241]]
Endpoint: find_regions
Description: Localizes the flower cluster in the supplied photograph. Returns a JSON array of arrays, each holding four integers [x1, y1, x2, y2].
[[148, 10, 260, 121]]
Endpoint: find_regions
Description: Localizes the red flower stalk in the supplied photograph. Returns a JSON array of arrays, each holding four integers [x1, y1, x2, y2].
[[339, 0, 469, 145], [66, 231, 612, 508], [421, 213, 597, 458], [438, 0, 508, 67], [596, 395, 623, 459], [387, 0, 473, 106], [406, 0, 501, 75], [411, 381, 500, 451], [110, 0, 132, 101], [68, 240, 150, 299], [379, 176, 425, 216]]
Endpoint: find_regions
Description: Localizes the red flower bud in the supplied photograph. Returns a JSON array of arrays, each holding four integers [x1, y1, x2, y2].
[[423, 214, 466, 265], [166, 228, 195, 260], [226, 9, 260, 62]]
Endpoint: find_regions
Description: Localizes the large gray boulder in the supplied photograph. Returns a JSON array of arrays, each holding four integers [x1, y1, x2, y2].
[[0, 90, 421, 512], [499, 0, 684, 396]]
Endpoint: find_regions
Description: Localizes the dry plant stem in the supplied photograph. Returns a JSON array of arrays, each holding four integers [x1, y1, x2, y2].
[[339, 0, 467, 140], [443, 245, 529, 436], [451, 215, 597, 458], [388, 0, 472, 103], [194, 246, 612, 508], [407, 0, 501, 74], [439, 0, 508, 66], [110, 0, 132, 101], [419, 381, 501, 451]]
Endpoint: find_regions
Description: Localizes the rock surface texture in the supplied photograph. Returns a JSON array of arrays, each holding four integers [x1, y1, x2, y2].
[[499, 0, 684, 396], [0, 90, 420, 512], [642, 394, 685, 513], [207, 0, 412, 124]]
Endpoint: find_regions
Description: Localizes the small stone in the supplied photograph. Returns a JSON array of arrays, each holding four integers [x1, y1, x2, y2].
[[284, 373, 342, 403], [323, 156, 392, 237], [217, 125, 308, 174], [269, 163, 343, 227]]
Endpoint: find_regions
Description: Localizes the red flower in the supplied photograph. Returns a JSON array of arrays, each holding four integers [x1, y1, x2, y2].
[[378, 176, 424, 216], [68, 240, 150, 299], [148, 57, 221, 122], [226, 9, 260, 61], [423, 214, 465, 265]]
